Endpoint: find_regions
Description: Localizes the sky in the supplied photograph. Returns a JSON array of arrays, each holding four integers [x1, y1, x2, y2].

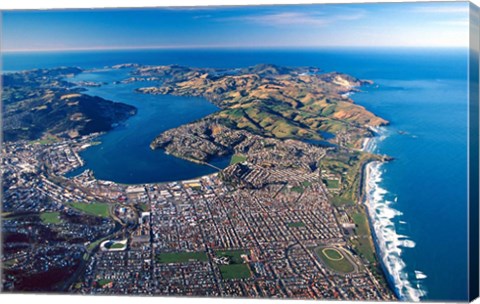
[[0, 2, 471, 51]]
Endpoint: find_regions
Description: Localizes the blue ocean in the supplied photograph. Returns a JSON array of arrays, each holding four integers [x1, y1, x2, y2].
[[2, 48, 469, 301]]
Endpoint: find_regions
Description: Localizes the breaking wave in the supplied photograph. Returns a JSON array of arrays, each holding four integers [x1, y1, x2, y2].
[[363, 130, 427, 301]]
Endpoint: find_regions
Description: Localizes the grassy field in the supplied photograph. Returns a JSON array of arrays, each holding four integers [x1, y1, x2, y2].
[[97, 279, 112, 287], [105, 242, 126, 250], [2, 258, 17, 268], [137, 203, 150, 212], [287, 221, 305, 228], [290, 186, 304, 193], [352, 212, 369, 235], [156, 252, 208, 263], [323, 248, 343, 260], [69, 202, 110, 218], [230, 154, 247, 165], [323, 179, 340, 189], [331, 195, 355, 207], [219, 264, 251, 280], [215, 249, 252, 279], [301, 181, 312, 188], [39, 212, 62, 224], [351, 238, 375, 264], [351, 211, 376, 263], [31, 134, 60, 145], [315, 247, 355, 273]]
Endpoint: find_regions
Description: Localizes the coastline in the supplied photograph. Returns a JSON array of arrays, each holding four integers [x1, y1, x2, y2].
[[360, 129, 426, 301], [362, 160, 399, 296], [358, 135, 400, 298]]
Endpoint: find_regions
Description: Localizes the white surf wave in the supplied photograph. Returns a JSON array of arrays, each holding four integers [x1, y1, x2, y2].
[[363, 131, 427, 301], [415, 270, 428, 280]]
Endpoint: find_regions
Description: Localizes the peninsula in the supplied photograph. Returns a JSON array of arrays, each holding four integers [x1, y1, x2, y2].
[[136, 64, 386, 162]]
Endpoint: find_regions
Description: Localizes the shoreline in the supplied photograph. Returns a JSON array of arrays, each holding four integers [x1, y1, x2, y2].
[[360, 129, 426, 301], [362, 160, 400, 298], [359, 134, 401, 299]]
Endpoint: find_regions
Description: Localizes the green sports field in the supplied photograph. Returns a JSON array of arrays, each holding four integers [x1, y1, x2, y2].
[[287, 221, 305, 228], [68, 202, 110, 218], [219, 264, 251, 280], [156, 251, 208, 263], [39, 212, 62, 224], [215, 249, 252, 280], [323, 178, 340, 189], [230, 154, 247, 165], [97, 279, 112, 287]]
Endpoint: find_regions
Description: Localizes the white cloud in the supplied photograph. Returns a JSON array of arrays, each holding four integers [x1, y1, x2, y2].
[[217, 10, 365, 27]]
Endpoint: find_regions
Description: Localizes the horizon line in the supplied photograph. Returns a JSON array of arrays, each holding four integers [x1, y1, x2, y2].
[[1, 44, 469, 53]]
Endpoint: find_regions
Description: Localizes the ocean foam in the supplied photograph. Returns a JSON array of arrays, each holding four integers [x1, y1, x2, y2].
[[415, 270, 428, 280], [363, 131, 427, 301]]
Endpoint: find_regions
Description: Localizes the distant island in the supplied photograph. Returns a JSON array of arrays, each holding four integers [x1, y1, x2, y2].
[[2, 63, 395, 300]]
